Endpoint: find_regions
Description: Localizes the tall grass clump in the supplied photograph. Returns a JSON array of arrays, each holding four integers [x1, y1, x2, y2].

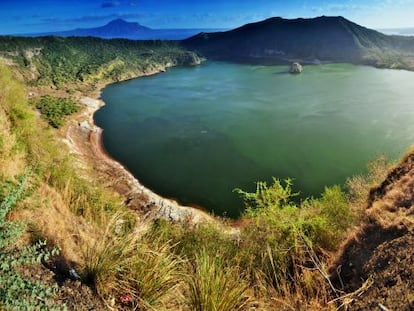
[[148, 218, 238, 263], [346, 155, 390, 205], [185, 248, 251, 311], [115, 240, 182, 310], [82, 214, 182, 310]]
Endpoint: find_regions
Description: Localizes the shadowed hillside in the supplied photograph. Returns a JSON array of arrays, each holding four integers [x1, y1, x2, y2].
[[183, 16, 414, 70]]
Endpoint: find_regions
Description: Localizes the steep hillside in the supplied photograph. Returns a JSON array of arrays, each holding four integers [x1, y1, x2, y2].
[[183, 16, 414, 69], [0, 36, 201, 88]]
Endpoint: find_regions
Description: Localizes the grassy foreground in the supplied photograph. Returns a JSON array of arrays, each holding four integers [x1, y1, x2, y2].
[[0, 49, 399, 310]]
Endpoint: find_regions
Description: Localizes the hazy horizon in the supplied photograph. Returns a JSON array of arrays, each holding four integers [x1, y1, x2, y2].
[[1, 0, 414, 36]]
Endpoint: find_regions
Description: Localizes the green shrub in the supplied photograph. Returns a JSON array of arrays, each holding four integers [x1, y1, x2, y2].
[[34, 96, 80, 128], [0, 36, 200, 88], [234, 178, 298, 216], [0, 171, 62, 310], [235, 178, 354, 293], [307, 185, 354, 246]]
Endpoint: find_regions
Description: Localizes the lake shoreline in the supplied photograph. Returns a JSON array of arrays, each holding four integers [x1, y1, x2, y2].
[[64, 67, 217, 224], [94, 62, 414, 217]]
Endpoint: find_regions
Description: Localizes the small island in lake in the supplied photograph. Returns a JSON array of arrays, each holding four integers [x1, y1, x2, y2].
[[289, 62, 303, 74]]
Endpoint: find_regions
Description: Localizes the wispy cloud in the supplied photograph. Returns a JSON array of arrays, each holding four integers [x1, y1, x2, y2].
[[308, 2, 365, 14], [101, 1, 120, 8], [100, 0, 139, 9]]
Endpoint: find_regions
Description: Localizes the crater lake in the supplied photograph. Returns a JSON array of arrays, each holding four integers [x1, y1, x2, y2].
[[94, 62, 414, 218]]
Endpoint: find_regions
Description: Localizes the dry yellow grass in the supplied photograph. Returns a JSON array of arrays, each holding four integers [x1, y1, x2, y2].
[[81, 213, 182, 310], [13, 183, 103, 265], [0, 110, 26, 178], [365, 149, 414, 230]]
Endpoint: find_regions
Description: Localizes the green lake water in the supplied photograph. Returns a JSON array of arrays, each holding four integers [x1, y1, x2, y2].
[[94, 62, 414, 218]]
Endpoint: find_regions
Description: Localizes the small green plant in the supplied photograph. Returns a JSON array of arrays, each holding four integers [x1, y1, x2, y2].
[[309, 185, 354, 245], [0, 171, 61, 310], [234, 177, 298, 216], [34, 95, 79, 128]]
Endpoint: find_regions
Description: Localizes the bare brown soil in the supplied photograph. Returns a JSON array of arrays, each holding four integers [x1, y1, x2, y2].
[[351, 232, 414, 310]]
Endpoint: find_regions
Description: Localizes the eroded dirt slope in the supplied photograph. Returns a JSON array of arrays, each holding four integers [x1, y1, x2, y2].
[[331, 152, 414, 310]]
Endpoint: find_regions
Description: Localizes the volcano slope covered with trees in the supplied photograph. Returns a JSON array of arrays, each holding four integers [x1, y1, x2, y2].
[[183, 16, 414, 70], [0, 36, 201, 88]]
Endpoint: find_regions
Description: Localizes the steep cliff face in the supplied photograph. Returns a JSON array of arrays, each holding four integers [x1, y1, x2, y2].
[[183, 16, 414, 69]]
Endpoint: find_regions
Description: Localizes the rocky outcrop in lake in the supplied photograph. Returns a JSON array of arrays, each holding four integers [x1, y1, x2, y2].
[[290, 62, 303, 74]]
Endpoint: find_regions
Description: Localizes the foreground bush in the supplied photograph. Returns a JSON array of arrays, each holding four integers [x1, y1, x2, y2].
[[146, 178, 357, 309], [234, 178, 355, 307]]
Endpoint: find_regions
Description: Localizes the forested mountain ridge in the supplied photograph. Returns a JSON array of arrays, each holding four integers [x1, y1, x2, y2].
[[0, 36, 201, 88], [183, 16, 414, 70]]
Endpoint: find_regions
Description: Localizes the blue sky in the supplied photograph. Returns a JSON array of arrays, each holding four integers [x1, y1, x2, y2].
[[1, 0, 414, 34]]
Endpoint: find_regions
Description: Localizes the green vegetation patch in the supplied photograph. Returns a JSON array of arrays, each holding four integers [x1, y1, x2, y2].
[[0, 36, 201, 88], [34, 95, 79, 128]]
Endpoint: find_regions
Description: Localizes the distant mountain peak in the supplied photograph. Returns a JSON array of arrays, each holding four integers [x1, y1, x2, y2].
[[101, 18, 151, 31], [108, 18, 128, 24], [105, 18, 141, 27]]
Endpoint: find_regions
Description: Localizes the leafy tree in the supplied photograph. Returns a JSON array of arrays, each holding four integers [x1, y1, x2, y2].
[[35, 96, 79, 128]]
